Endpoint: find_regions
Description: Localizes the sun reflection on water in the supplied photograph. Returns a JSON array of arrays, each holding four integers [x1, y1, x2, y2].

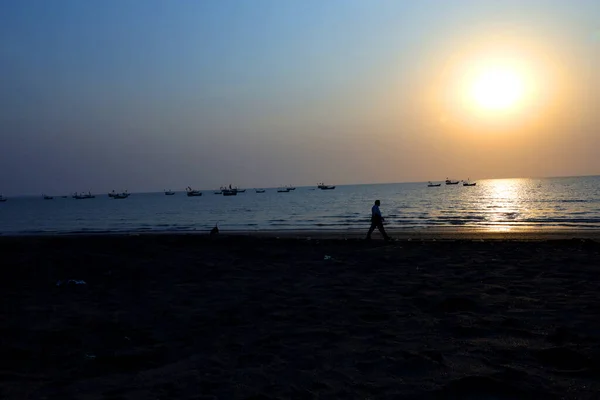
[[477, 178, 530, 231]]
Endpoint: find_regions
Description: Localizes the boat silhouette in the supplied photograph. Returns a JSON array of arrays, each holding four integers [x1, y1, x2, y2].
[[317, 182, 336, 190], [186, 187, 203, 197], [72, 191, 95, 199]]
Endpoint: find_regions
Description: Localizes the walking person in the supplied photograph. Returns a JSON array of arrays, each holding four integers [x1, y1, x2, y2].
[[366, 200, 392, 240]]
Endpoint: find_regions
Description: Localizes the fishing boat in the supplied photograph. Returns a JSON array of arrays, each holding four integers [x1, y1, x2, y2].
[[218, 185, 235, 196], [445, 178, 460, 185], [186, 187, 202, 197], [255, 189, 266, 193], [277, 187, 291, 193], [463, 179, 477, 186], [164, 190, 175, 195], [317, 182, 336, 190], [109, 190, 130, 198], [43, 194, 54, 200], [223, 184, 245, 194], [427, 181, 441, 187], [73, 191, 95, 199]]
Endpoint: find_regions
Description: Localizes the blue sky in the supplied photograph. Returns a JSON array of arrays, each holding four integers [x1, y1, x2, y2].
[[1, 0, 598, 195]]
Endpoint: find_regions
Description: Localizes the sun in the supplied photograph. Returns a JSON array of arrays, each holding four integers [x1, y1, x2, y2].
[[428, 35, 569, 131], [470, 67, 525, 111]]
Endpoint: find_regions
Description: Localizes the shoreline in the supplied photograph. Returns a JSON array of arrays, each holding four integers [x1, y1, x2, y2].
[[2, 227, 600, 241]]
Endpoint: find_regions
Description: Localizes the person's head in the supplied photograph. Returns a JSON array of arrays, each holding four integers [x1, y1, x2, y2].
[[374, 200, 380, 206]]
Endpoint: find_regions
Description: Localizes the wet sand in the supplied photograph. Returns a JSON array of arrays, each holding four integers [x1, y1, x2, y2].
[[1, 233, 600, 399]]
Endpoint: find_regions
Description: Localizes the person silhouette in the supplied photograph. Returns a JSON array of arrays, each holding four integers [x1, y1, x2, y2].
[[210, 222, 219, 236], [366, 200, 391, 240]]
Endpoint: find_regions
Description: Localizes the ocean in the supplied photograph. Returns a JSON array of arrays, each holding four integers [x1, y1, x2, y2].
[[1, 176, 599, 235]]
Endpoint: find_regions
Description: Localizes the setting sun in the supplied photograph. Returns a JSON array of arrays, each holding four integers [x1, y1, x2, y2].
[[470, 67, 525, 111], [427, 35, 570, 130]]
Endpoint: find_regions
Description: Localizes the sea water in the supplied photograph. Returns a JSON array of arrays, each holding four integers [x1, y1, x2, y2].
[[1, 176, 599, 235]]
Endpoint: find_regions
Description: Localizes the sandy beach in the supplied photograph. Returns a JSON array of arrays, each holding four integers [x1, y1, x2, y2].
[[1, 232, 600, 399]]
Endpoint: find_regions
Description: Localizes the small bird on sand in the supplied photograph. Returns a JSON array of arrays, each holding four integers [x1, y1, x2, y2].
[[210, 222, 219, 236]]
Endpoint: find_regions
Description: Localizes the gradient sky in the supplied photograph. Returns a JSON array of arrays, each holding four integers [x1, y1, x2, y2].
[[1, 0, 598, 195]]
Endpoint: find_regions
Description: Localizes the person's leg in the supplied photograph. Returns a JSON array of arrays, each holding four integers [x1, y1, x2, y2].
[[366, 221, 376, 239], [377, 222, 391, 240]]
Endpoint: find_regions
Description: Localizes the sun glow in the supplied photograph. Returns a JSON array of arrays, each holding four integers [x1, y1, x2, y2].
[[422, 32, 574, 138], [427, 35, 568, 129], [470, 67, 525, 111]]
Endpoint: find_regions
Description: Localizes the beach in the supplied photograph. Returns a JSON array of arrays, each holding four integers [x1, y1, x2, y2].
[[1, 233, 600, 399]]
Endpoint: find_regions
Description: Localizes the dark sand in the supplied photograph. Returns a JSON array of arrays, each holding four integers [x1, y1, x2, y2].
[[2, 233, 600, 399]]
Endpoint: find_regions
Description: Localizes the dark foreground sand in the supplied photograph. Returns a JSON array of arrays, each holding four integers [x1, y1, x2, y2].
[[1, 233, 600, 399]]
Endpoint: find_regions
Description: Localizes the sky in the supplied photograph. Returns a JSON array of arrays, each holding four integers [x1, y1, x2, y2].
[[1, 0, 599, 195]]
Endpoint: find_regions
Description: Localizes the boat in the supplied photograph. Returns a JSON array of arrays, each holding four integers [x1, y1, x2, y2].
[[230, 185, 245, 193], [317, 182, 336, 190], [43, 194, 54, 200], [463, 179, 477, 186], [73, 191, 95, 199], [186, 187, 203, 197], [445, 178, 460, 185], [222, 184, 245, 195], [109, 190, 130, 198], [255, 189, 266, 193], [286, 185, 296, 191], [164, 190, 175, 195], [219, 185, 236, 196], [427, 181, 441, 187], [277, 187, 291, 193], [0, 195, 6, 202], [114, 190, 130, 198]]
